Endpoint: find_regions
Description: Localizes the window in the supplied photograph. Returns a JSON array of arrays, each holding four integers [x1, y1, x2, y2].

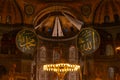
[[105, 44, 114, 56], [114, 14, 119, 23], [40, 46, 46, 58], [104, 15, 110, 23], [69, 46, 76, 59], [53, 48, 61, 62], [6, 15, 11, 24]]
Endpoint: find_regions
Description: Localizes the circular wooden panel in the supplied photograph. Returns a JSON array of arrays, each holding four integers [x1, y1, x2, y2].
[[77, 27, 100, 55], [16, 29, 37, 54]]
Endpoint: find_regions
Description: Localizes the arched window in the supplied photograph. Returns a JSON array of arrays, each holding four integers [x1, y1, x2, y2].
[[104, 15, 110, 23], [38, 46, 47, 61], [40, 46, 46, 58], [105, 44, 114, 56], [69, 46, 76, 59], [114, 14, 119, 23], [6, 15, 11, 24], [53, 48, 61, 62]]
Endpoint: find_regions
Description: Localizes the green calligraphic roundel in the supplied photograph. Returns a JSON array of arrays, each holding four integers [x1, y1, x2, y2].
[[16, 29, 38, 54], [77, 28, 100, 55]]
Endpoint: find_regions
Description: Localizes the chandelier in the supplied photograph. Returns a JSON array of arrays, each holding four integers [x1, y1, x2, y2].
[[43, 63, 80, 80]]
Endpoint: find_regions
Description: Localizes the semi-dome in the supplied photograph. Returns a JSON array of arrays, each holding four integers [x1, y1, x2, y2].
[[0, 0, 23, 24], [93, 0, 120, 25], [33, 6, 83, 41]]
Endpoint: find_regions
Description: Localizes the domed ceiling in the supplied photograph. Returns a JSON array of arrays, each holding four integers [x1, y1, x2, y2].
[[93, 0, 120, 25], [0, 0, 23, 24]]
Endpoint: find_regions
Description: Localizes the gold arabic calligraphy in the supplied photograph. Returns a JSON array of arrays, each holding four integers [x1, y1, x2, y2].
[[78, 30, 97, 52], [18, 31, 36, 50]]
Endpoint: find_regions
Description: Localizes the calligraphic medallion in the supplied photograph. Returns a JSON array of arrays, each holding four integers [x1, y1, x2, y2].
[[77, 28, 100, 55], [16, 29, 37, 54]]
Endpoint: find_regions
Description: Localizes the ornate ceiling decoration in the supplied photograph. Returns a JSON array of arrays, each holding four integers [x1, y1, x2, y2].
[[93, 0, 120, 25], [0, 0, 23, 24], [33, 6, 83, 41]]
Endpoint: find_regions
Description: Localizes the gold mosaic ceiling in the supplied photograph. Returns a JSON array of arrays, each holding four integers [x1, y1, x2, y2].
[[33, 6, 83, 40]]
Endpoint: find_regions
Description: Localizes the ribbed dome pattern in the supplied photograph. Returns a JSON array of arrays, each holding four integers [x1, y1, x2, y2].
[[0, 0, 23, 24], [93, 0, 120, 24]]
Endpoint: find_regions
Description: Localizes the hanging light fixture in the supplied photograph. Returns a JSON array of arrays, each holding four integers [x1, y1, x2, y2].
[[43, 63, 80, 80]]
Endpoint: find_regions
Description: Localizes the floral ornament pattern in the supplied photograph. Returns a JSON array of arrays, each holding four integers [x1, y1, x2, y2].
[[81, 4, 91, 17]]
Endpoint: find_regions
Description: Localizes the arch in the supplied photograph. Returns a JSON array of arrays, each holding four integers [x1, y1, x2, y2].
[[6, 15, 11, 24], [69, 45, 76, 59], [33, 5, 81, 26], [92, 0, 103, 24], [105, 44, 114, 56], [33, 5, 83, 41], [40, 46, 46, 58], [114, 14, 119, 23], [104, 15, 110, 23]]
